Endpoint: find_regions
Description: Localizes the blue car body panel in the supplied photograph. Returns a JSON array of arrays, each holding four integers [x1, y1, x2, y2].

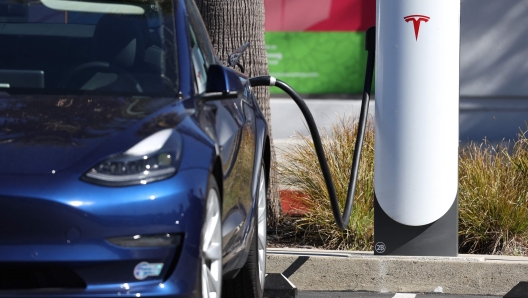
[[0, 0, 269, 295]]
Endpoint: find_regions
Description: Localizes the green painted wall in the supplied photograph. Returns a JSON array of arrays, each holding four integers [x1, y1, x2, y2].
[[265, 32, 369, 94]]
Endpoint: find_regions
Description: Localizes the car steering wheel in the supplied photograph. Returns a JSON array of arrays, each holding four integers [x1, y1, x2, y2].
[[60, 61, 143, 93]]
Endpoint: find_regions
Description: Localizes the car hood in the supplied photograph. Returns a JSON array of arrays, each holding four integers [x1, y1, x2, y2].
[[0, 96, 181, 175]]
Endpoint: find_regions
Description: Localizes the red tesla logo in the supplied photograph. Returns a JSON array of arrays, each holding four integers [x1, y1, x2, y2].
[[404, 15, 430, 40]]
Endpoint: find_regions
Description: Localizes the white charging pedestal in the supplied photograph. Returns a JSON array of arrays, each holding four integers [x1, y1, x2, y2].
[[373, 0, 460, 256]]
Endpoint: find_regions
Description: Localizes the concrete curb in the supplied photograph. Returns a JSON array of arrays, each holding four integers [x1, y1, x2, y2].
[[266, 248, 528, 295]]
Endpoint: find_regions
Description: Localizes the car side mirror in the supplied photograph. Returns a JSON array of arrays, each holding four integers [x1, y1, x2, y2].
[[202, 64, 245, 100]]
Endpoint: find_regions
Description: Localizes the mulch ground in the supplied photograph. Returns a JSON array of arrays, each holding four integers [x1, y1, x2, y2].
[[267, 191, 318, 249]]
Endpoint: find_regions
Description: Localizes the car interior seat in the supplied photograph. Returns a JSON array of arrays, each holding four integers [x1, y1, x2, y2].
[[61, 14, 150, 93]]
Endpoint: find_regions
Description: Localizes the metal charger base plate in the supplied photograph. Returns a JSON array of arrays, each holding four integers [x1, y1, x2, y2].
[[374, 195, 458, 256]]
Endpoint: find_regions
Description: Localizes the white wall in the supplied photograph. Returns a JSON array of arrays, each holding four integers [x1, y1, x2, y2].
[[461, 0, 528, 97]]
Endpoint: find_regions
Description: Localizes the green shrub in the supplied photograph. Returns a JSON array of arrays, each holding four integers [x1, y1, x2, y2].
[[279, 116, 528, 255]]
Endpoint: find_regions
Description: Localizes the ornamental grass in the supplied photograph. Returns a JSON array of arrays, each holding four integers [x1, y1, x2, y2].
[[459, 131, 528, 255], [278, 116, 375, 251]]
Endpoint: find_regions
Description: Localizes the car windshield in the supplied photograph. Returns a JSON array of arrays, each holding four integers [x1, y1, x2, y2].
[[0, 0, 177, 96]]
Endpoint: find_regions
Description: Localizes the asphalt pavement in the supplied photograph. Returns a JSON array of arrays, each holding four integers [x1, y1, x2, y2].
[[270, 96, 528, 143], [298, 292, 498, 298]]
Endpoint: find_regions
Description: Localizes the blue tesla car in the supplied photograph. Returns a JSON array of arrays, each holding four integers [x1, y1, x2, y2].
[[0, 0, 270, 297]]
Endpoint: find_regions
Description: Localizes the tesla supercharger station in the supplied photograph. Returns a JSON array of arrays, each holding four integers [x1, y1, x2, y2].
[[374, 0, 460, 256]]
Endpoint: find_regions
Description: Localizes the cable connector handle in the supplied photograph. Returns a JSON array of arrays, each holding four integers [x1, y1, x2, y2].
[[249, 76, 276, 87]]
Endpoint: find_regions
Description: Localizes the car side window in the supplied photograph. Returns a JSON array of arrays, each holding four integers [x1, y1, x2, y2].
[[186, 0, 216, 94], [189, 27, 208, 93], [185, 0, 216, 65]]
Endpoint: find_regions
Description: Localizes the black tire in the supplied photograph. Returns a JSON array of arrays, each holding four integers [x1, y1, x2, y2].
[[222, 165, 267, 298]]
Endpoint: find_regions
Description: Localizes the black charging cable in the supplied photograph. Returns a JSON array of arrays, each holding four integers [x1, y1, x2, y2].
[[249, 27, 375, 230]]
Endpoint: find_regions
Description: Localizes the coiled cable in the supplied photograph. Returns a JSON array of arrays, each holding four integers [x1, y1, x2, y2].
[[249, 27, 375, 230]]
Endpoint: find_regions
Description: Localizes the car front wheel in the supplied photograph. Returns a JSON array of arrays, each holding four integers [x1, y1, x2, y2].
[[223, 164, 267, 297], [201, 176, 222, 298]]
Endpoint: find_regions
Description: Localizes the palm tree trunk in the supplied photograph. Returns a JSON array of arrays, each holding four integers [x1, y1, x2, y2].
[[195, 0, 282, 226]]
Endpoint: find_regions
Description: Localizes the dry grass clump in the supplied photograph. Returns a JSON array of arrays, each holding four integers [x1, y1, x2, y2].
[[459, 131, 528, 255], [278, 116, 375, 250], [279, 115, 528, 255]]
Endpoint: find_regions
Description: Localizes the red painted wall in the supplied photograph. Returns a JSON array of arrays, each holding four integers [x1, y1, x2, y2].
[[264, 0, 376, 32]]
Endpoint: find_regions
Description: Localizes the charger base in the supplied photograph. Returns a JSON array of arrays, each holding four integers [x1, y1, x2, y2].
[[373, 194, 458, 256]]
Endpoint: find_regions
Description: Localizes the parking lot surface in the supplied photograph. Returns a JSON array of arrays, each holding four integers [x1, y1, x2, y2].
[[298, 292, 499, 298]]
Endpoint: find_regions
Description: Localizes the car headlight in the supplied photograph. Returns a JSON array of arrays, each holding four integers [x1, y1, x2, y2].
[[82, 129, 182, 186]]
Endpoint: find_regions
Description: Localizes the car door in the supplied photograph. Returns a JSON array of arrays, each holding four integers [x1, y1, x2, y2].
[[185, 0, 257, 260]]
